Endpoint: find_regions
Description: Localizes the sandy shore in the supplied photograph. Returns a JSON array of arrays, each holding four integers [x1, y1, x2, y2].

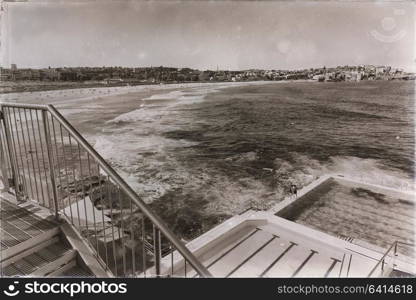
[[0, 80, 310, 105]]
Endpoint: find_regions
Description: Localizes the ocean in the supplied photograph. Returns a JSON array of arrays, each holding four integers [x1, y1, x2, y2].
[[2, 80, 414, 238]]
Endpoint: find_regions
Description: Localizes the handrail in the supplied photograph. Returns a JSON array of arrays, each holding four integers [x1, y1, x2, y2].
[[0, 102, 212, 277], [0, 103, 51, 110], [46, 105, 211, 277], [367, 240, 414, 277]]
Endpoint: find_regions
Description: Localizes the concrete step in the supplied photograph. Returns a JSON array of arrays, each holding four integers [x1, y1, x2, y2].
[[261, 242, 313, 277], [183, 227, 259, 277], [259, 222, 380, 277], [172, 210, 397, 278], [229, 235, 293, 278], [185, 222, 355, 278], [258, 223, 340, 256], [294, 252, 339, 278], [208, 230, 275, 277]]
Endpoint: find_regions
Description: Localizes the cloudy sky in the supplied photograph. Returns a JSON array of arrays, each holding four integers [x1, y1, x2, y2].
[[2, 0, 415, 71]]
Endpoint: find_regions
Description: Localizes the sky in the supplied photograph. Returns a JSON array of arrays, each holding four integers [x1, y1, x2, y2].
[[1, 0, 415, 71]]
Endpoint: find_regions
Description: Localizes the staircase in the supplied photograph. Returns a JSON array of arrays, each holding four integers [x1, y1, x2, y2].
[[1, 198, 94, 277]]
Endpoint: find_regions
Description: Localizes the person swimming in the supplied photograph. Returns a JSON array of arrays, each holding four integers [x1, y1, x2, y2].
[[290, 184, 298, 198]]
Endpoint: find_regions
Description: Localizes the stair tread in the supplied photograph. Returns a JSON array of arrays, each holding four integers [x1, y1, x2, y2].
[[0, 229, 23, 247], [24, 253, 49, 269], [1, 264, 20, 277], [0, 199, 95, 278], [0, 201, 57, 230], [61, 266, 94, 277], [0, 199, 58, 251], [1, 220, 32, 242], [1, 214, 43, 237], [2, 241, 72, 276], [11, 258, 38, 275]]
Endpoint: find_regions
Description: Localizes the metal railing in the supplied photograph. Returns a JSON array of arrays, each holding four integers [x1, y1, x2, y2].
[[367, 241, 414, 277], [0, 102, 212, 278], [337, 253, 352, 278]]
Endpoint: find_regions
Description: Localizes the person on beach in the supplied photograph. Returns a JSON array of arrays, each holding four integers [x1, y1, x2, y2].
[[290, 184, 298, 198]]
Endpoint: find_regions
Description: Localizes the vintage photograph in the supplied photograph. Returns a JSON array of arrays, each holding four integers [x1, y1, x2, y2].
[[0, 0, 414, 280]]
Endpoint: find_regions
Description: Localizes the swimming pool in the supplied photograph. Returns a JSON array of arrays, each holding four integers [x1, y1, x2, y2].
[[276, 177, 415, 258]]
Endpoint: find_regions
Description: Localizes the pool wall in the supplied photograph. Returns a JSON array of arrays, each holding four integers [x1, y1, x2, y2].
[[270, 174, 415, 220]]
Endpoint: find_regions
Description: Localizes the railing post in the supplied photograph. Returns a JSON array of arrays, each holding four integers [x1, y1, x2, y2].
[[338, 253, 345, 278], [41, 110, 59, 219], [381, 258, 385, 274], [0, 108, 20, 199], [0, 148, 10, 192], [0, 147, 8, 191], [346, 254, 352, 278], [367, 241, 402, 277], [153, 225, 161, 277], [0, 112, 10, 191]]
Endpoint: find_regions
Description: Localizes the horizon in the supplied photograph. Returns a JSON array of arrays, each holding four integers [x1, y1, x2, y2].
[[1, 1, 415, 72], [2, 63, 411, 73]]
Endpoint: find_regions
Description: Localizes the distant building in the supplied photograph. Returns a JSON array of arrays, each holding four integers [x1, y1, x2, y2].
[[0, 64, 410, 83], [0, 67, 12, 80], [375, 66, 385, 78], [312, 74, 324, 81], [44, 68, 61, 81], [198, 71, 212, 81], [351, 71, 362, 81]]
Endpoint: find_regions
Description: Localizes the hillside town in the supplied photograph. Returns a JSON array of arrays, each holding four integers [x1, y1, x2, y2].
[[0, 64, 414, 91]]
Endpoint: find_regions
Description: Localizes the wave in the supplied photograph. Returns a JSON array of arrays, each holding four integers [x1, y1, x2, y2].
[[274, 153, 413, 191], [200, 153, 414, 216], [106, 87, 220, 125]]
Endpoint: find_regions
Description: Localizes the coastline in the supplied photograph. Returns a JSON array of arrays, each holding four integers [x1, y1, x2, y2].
[[0, 80, 312, 101]]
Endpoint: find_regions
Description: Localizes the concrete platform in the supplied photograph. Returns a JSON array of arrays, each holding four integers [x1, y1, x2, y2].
[[159, 210, 415, 278]]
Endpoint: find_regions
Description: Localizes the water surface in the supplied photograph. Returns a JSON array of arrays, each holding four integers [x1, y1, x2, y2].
[[3, 80, 414, 238]]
